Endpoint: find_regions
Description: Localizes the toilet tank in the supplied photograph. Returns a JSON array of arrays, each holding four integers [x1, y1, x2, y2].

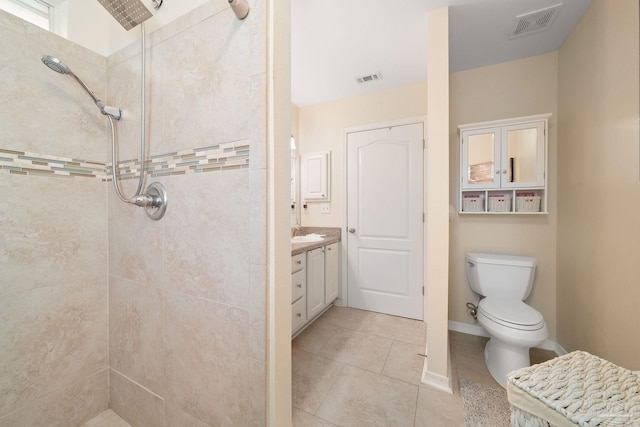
[[465, 253, 537, 300]]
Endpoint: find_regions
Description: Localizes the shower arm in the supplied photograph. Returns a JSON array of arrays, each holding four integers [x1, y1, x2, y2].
[[69, 73, 121, 120]]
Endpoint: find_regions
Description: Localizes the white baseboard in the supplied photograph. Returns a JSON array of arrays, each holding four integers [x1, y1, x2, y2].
[[554, 343, 568, 356], [448, 320, 561, 355], [421, 362, 453, 393], [448, 320, 489, 338]]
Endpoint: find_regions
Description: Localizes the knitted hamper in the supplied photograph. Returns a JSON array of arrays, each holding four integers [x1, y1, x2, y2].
[[506, 351, 640, 427]]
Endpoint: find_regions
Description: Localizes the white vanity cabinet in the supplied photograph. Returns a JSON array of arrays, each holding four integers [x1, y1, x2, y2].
[[324, 242, 339, 302], [291, 241, 340, 336], [291, 252, 307, 333], [306, 247, 326, 319], [459, 114, 550, 214]]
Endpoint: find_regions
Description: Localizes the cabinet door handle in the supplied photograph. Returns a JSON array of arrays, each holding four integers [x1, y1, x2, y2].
[[502, 170, 507, 174], [296, 283, 302, 288], [296, 313, 302, 317], [327, 247, 332, 251], [296, 260, 302, 265], [348, 227, 356, 233]]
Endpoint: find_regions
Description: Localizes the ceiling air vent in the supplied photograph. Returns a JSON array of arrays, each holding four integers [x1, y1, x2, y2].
[[355, 72, 383, 84], [509, 3, 563, 39]]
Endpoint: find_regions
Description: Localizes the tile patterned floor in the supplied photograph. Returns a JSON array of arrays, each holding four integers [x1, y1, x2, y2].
[[292, 306, 556, 427], [86, 305, 556, 426]]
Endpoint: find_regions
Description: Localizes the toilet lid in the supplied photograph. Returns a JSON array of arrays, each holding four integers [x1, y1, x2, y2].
[[478, 297, 544, 330]]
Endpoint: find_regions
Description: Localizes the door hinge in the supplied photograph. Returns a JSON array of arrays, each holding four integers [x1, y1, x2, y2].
[[423, 139, 426, 149], [422, 213, 425, 222], [422, 286, 424, 296]]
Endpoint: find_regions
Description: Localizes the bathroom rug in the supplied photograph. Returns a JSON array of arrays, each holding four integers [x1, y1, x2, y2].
[[461, 380, 510, 427]]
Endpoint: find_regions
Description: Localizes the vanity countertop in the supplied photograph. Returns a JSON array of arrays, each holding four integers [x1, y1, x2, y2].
[[291, 227, 341, 255]]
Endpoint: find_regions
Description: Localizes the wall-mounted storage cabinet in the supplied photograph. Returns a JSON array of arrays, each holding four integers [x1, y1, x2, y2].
[[300, 151, 330, 202], [459, 114, 550, 214]]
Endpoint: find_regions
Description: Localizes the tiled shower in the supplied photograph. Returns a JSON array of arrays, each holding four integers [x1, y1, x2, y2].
[[0, 1, 268, 425]]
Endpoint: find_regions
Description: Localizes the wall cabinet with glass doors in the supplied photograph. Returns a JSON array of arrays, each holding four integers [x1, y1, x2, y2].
[[459, 114, 550, 214]]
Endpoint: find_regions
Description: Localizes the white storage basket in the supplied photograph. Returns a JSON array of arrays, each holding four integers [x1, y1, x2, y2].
[[462, 195, 484, 212], [488, 194, 511, 212], [516, 196, 541, 213]]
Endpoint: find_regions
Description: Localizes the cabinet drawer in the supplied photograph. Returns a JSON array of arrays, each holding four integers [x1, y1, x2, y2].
[[291, 269, 306, 303], [291, 296, 307, 332], [292, 253, 305, 273]]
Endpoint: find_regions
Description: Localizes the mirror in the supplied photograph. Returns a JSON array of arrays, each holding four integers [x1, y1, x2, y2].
[[291, 146, 300, 228], [467, 133, 495, 185], [506, 128, 538, 184]]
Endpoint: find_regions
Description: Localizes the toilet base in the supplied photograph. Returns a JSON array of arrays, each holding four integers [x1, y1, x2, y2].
[[484, 337, 531, 388]]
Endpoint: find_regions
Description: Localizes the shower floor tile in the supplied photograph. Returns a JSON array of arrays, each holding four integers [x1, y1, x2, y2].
[[82, 409, 131, 427]]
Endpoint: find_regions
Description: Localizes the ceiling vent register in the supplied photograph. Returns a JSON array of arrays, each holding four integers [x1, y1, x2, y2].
[[355, 72, 383, 84], [509, 3, 563, 39]]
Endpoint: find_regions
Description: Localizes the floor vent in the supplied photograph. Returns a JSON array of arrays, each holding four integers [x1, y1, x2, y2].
[[509, 3, 563, 38], [355, 72, 383, 84]]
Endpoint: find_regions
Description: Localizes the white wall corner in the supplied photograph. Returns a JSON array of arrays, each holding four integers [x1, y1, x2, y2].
[[421, 352, 453, 394]]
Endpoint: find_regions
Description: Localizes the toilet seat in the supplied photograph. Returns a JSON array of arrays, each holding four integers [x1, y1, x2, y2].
[[478, 297, 545, 331]]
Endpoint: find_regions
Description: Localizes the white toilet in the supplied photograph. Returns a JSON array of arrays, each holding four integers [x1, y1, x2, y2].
[[465, 252, 548, 388]]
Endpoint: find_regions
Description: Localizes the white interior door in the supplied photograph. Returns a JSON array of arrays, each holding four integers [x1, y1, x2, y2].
[[346, 123, 424, 320]]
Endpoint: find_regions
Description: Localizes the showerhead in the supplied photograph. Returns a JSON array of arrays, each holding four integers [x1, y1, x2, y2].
[[41, 55, 122, 120], [41, 55, 72, 75], [96, 0, 153, 31]]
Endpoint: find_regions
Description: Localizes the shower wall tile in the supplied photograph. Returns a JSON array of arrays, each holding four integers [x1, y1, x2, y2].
[[0, 8, 46, 41], [0, 174, 108, 295], [164, 402, 211, 427], [109, 369, 164, 427], [105, 53, 144, 162], [0, 368, 109, 427], [248, 0, 268, 76], [164, 291, 251, 426], [150, 5, 251, 155], [148, 0, 231, 51], [249, 264, 267, 362], [0, 280, 108, 418], [248, 358, 267, 426], [249, 168, 267, 266], [104, 1, 268, 425], [249, 73, 268, 171], [108, 188, 165, 285], [162, 170, 250, 308], [109, 276, 165, 395], [0, 9, 109, 163]]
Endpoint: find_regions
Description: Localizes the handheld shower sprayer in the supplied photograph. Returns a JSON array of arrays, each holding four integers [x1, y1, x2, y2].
[[41, 52, 168, 220], [42, 0, 173, 220], [41, 56, 122, 120]]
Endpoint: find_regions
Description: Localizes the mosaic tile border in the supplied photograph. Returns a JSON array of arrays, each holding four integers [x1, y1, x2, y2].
[[0, 141, 249, 180]]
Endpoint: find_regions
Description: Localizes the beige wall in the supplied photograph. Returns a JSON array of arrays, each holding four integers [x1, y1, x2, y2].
[[557, 0, 640, 369], [296, 81, 428, 227], [425, 6, 451, 387], [449, 52, 559, 340]]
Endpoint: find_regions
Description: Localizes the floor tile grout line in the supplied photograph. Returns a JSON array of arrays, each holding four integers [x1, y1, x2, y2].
[[311, 362, 348, 421]]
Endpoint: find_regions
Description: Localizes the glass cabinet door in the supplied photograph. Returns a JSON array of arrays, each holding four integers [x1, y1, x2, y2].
[[461, 127, 500, 189], [501, 122, 545, 188]]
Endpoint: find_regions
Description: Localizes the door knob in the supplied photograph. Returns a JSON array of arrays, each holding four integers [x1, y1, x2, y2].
[[348, 227, 356, 233]]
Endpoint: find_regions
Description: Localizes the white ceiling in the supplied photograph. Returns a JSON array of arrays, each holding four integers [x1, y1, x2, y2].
[[291, 0, 593, 107]]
